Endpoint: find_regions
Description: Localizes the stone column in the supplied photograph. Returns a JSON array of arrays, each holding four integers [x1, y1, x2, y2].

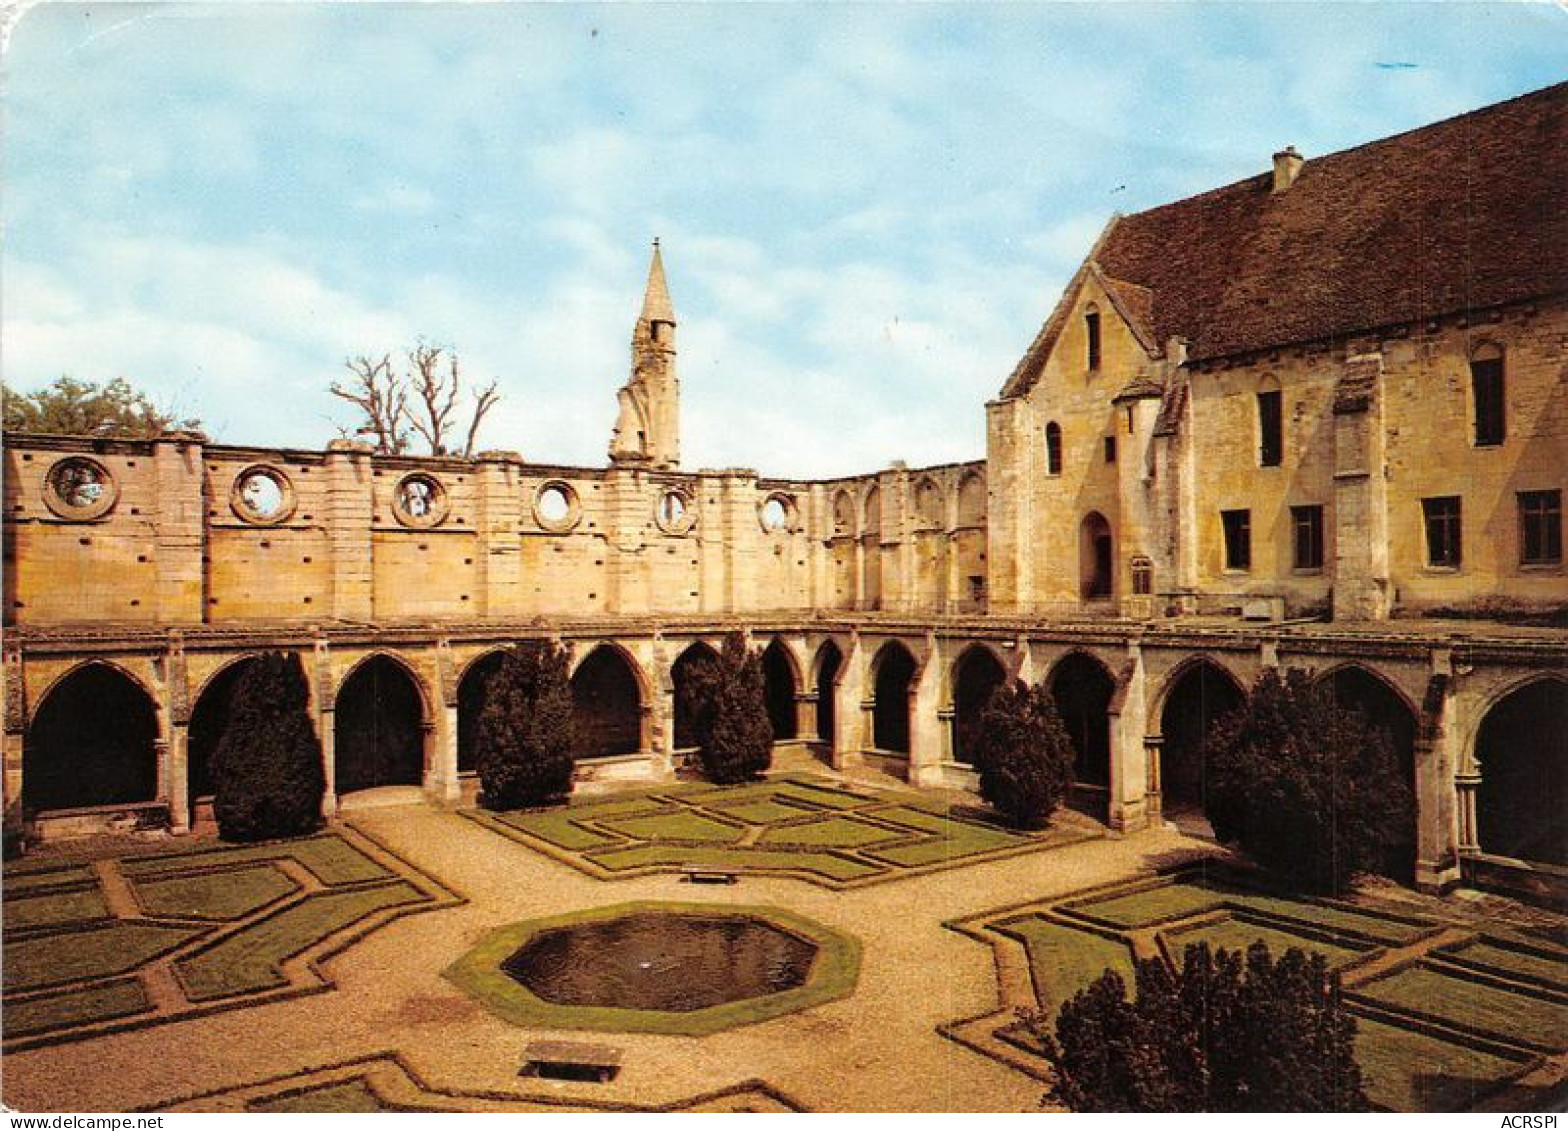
[[909, 642, 944, 787], [319, 710, 339, 819], [1144, 735, 1165, 824], [1414, 668, 1461, 893], [796, 691, 817, 748], [1330, 353, 1391, 621], [166, 724, 191, 835], [1107, 645, 1149, 833], [428, 706, 460, 804], [1455, 773, 1481, 854]]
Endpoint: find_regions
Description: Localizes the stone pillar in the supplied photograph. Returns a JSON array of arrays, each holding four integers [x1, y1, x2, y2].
[[909, 642, 944, 787], [152, 431, 207, 625], [984, 397, 1030, 613], [1144, 735, 1165, 824], [796, 691, 817, 747], [1331, 353, 1391, 621], [319, 709, 339, 819], [1107, 645, 1149, 833], [1455, 772, 1481, 854], [428, 707, 460, 804], [325, 441, 375, 622], [474, 451, 523, 618], [1414, 667, 1461, 893], [166, 724, 191, 835]]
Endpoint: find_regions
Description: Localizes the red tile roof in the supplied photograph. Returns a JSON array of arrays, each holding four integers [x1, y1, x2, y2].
[[1096, 82, 1567, 363]]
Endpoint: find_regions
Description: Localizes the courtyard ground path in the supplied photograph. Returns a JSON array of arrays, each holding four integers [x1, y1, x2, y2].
[[2, 798, 1205, 1113]]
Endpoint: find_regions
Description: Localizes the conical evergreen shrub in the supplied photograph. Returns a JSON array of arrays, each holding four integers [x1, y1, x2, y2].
[[973, 679, 1075, 829], [211, 651, 325, 842], [476, 641, 577, 810], [698, 632, 774, 784], [1204, 667, 1413, 893]]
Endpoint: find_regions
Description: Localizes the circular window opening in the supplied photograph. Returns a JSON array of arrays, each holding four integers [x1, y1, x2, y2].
[[43, 456, 118, 520], [655, 489, 696, 535], [533, 481, 582, 533], [759, 494, 795, 534], [392, 472, 449, 528], [230, 465, 296, 524]]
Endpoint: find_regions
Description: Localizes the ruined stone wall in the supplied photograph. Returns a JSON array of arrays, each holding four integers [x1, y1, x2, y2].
[[2, 434, 986, 627]]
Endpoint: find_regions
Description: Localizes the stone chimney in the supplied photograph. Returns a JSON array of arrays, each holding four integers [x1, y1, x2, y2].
[[1272, 146, 1304, 193]]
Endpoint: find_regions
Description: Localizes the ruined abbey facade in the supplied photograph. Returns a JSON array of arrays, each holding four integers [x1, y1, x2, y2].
[[5, 84, 1565, 899]]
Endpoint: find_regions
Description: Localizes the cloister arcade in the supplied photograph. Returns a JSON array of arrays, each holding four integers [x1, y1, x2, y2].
[[11, 622, 1562, 894]]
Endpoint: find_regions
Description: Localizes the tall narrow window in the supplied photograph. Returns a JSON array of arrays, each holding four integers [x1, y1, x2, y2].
[[1423, 496, 1462, 568], [1045, 422, 1062, 475], [1258, 388, 1283, 467], [1221, 509, 1251, 571], [1471, 344, 1505, 447], [1085, 306, 1101, 370], [1291, 504, 1324, 570], [1103, 436, 1117, 464], [1519, 489, 1562, 566]]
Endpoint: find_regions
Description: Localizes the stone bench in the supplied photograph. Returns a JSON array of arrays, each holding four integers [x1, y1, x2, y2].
[[520, 1040, 623, 1083], [680, 866, 739, 885]]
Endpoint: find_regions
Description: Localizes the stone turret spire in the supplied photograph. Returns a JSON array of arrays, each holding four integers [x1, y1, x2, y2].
[[609, 240, 681, 470], [640, 238, 676, 326]]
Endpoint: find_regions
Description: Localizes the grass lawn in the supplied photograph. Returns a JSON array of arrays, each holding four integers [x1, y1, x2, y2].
[[5, 865, 96, 895], [1355, 1017, 1529, 1111], [174, 881, 428, 1001], [5, 922, 203, 993], [589, 842, 883, 883], [999, 915, 1136, 1013], [758, 815, 902, 849], [1163, 915, 1370, 969], [4, 886, 111, 932], [120, 835, 394, 887], [131, 863, 298, 920], [494, 808, 622, 851], [714, 797, 819, 824], [1067, 880, 1231, 927], [249, 1079, 391, 1113], [3, 979, 154, 1040], [600, 809, 746, 844], [1446, 939, 1568, 990], [1356, 964, 1568, 1048]]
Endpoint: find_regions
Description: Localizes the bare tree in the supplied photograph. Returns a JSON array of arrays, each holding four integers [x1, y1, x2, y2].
[[332, 344, 500, 457]]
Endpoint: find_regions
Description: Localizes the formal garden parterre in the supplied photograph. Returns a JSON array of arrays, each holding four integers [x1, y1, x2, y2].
[[941, 864, 1568, 1112], [2, 828, 460, 1049], [463, 773, 1101, 887]]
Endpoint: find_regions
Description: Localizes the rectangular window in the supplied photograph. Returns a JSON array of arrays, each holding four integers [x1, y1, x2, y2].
[[1519, 489, 1562, 566], [1258, 389, 1283, 467], [1291, 504, 1324, 570], [1472, 358, 1505, 447], [1086, 310, 1101, 370], [1222, 509, 1251, 571], [1103, 436, 1117, 463], [1423, 496, 1463, 568]]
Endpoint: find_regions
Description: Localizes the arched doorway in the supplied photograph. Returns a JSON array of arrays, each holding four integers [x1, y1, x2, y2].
[[334, 657, 425, 796], [671, 643, 721, 752], [761, 640, 798, 742], [1323, 665, 1418, 883], [1080, 512, 1113, 600], [571, 645, 643, 760], [187, 655, 266, 827], [952, 646, 1007, 766], [1049, 651, 1115, 817], [816, 641, 843, 751], [456, 650, 508, 776], [24, 664, 159, 813], [1158, 659, 1245, 832], [1476, 678, 1566, 866], [872, 642, 917, 754]]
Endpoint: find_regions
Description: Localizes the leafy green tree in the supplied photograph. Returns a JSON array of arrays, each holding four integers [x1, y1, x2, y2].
[[973, 680, 1076, 829], [475, 642, 577, 809], [679, 632, 773, 784], [211, 652, 324, 842], [2, 376, 200, 438], [1038, 941, 1368, 1112], [1204, 668, 1413, 893]]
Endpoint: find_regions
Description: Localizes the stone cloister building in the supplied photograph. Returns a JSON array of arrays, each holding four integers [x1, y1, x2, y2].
[[4, 84, 1565, 900]]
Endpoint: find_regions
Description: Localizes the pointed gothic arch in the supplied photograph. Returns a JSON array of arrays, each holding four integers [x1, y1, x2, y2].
[[815, 640, 845, 749], [871, 641, 918, 755], [671, 642, 722, 752], [951, 644, 1007, 766], [760, 638, 799, 742], [570, 644, 645, 760], [334, 654, 427, 795], [1157, 657, 1246, 821], [187, 653, 269, 826], [24, 662, 160, 813], [456, 648, 510, 776], [1475, 675, 1566, 866]]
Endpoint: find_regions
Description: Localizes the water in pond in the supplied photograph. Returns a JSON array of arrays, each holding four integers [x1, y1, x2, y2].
[[503, 911, 818, 1012]]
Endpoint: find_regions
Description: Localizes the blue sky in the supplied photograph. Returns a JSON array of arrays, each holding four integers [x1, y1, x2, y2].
[[4, 2, 1563, 476]]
